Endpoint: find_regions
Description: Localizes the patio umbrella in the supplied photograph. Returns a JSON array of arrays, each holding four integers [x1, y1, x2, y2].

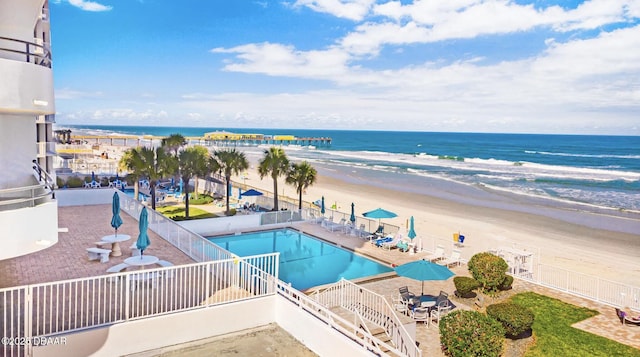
[[136, 207, 150, 257], [110, 192, 123, 236], [408, 216, 417, 240], [320, 196, 325, 215], [240, 188, 263, 197], [91, 171, 95, 182], [395, 260, 454, 295], [363, 207, 397, 230], [350, 202, 356, 224]]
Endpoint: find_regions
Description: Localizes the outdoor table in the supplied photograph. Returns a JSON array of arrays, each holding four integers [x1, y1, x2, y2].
[[124, 255, 159, 268], [101, 234, 131, 257], [413, 296, 437, 311]]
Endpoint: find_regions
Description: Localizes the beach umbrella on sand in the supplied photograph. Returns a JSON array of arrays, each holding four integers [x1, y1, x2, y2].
[[320, 196, 325, 216], [395, 260, 454, 296], [110, 192, 123, 236], [136, 207, 150, 257], [350, 203, 356, 224], [408, 216, 417, 240]]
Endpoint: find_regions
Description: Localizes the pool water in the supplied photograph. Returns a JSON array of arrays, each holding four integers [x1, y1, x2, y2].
[[208, 229, 393, 290]]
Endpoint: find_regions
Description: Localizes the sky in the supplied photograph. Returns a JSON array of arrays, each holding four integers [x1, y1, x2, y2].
[[50, 0, 640, 134]]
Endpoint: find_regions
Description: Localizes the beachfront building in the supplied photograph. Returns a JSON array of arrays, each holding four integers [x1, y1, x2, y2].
[[0, 0, 58, 259]]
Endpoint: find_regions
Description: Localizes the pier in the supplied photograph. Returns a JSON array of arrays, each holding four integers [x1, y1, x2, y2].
[[61, 130, 331, 148]]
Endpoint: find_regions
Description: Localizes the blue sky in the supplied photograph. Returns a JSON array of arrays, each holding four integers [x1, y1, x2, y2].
[[51, 0, 640, 134]]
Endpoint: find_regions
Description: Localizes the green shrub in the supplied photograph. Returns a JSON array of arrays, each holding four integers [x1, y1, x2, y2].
[[84, 175, 92, 183], [227, 208, 237, 216], [500, 275, 514, 290], [66, 176, 85, 188], [190, 195, 213, 205], [486, 302, 534, 338], [440, 310, 505, 357], [56, 176, 65, 188], [468, 252, 508, 293], [453, 276, 480, 298]]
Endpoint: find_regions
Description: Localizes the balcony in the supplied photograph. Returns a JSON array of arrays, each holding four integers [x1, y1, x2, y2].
[[37, 141, 57, 157], [0, 36, 52, 68]]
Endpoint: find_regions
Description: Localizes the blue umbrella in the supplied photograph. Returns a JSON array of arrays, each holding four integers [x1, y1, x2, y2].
[[363, 207, 397, 230], [136, 207, 150, 257], [395, 260, 454, 295], [240, 189, 263, 197], [91, 171, 95, 183], [320, 196, 325, 215], [178, 178, 183, 194], [350, 202, 356, 223], [110, 192, 123, 236], [408, 216, 417, 240]]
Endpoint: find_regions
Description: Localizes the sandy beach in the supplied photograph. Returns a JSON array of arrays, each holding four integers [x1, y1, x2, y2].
[[235, 150, 640, 287]]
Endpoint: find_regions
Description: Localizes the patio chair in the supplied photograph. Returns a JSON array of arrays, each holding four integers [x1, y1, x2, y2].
[[616, 307, 640, 326], [393, 295, 409, 316], [399, 286, 416, 303], [438, 249, 462, 267], [411, 307, 429, 325], [423, 245, 445, 262], [430, 299, 453, 325]]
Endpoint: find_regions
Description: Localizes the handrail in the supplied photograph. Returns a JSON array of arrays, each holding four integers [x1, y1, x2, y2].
[[0, 35, 52, 68], [32, 160, 56, 199]]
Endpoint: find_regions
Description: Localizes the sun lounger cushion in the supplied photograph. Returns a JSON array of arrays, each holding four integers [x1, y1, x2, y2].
[[375, 236, 393, 247]]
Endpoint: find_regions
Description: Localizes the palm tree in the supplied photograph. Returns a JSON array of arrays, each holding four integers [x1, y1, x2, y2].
[[119, 148, 145, 200], [258, 147, 289, 211], [286, 161, 317, 210], [178, 146, 209, 218], [161, 133, 187, 156], [135, 146, 177, 210], [213, 149, 249, 214]]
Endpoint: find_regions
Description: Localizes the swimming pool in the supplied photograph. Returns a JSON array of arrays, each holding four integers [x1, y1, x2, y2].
[[207, 229, 393, 290]]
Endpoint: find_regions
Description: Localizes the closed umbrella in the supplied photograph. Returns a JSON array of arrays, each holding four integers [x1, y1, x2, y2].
[[320, 196, 325, 215], [110, 192, 123, 236], [395, 260, 454, 295], [408, 216, 416, 240], [136, 207, 150, 257], [91, 171, 96, 183], [350, 202, 356, 224]]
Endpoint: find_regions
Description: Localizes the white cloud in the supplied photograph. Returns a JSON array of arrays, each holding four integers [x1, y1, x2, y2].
[[291, 0, 376, 21], [55, 88, 104, 100], [67, 0, 112, 12]]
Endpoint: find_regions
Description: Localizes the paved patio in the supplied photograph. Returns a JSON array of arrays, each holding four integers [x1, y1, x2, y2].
[[1, 203, 638, 355]]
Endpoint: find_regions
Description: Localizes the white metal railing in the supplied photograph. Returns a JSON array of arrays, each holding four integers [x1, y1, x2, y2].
[[312, 278, 421, 357], [0, 181, 52, 211], [276, 280, 408, 357], [0, 256, 278, 357], [117, 191, 234, 262], [536, 264, 640, 310]]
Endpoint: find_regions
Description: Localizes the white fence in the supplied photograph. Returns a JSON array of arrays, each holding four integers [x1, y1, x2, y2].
[[312, 278, 421, 357], [0, 256, 278, 357]]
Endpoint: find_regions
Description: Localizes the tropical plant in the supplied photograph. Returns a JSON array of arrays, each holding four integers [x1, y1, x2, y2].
[[258, 147, 289, 211], [286, 161, 317, 210], [125, 146, 177, 210], [119, 148, 145, 200], [468, 252, 509, 293], [161, 133, 187, 156], [486, 302, 535, 338], [213, 149, 249, 214], [178, 146, 210, 218], [439, 310, 505, 357]]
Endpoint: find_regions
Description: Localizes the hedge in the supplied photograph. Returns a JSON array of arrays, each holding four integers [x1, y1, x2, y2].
[[440, 310, 505, 357], [486, 302, 534, 338]]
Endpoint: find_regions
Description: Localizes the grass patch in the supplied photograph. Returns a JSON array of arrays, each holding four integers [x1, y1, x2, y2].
[[510, 292, 640, 357], [156, 206, 217, 220]]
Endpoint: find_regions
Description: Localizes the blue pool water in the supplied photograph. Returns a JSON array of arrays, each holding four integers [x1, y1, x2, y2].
[[208, 229, 393, 290], [123, 188, 148, 201]]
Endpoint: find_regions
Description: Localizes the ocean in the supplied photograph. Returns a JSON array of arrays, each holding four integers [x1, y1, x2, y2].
[[60, 125, 640, 232]]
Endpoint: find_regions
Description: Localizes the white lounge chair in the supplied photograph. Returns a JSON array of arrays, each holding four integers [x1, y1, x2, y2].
[[381, 233, 403, 250], [438, 249, 462, 267], [329, 218, 348, 232], [424, 245, 445, 262]]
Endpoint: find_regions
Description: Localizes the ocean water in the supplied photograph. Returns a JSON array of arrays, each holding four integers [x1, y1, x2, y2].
[[61, 125, 640, 229]]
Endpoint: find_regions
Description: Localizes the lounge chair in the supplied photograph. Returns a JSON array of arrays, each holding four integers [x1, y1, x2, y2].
[[424, 245, 445, 262], [616, 308, 640, 326], [374, 234, 394, 247], [396, 239, 410, 252], [438, 249, 462, 267], [329, 218, 348, 232], [381, 233, 403, 250]]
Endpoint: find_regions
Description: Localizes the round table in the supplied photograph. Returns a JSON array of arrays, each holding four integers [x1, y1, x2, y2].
[[101, 234, 131, 257], [124, 255, 159, 268]]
